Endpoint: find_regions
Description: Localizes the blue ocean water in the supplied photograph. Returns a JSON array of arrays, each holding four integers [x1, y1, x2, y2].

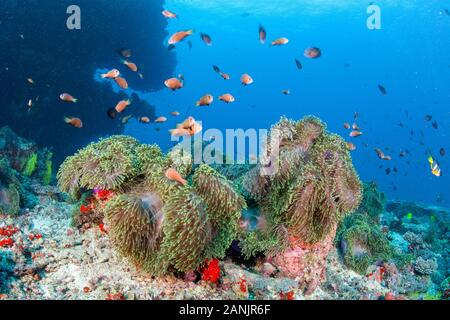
[[118, 1, 450, 205], [1, 0, 448, 205]]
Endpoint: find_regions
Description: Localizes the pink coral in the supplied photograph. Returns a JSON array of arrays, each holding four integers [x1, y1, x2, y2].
[[269, 224, 337, 295]]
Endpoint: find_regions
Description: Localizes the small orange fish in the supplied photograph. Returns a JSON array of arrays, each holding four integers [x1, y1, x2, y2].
[[271, 38, 289, 46], [122, 60, 138, 72], [155, 116, 167, 123], [188, 122, 202, 136], [168, 30, 193, 45], [115, 100, 131, 113], [343, 123, 351, 129], [219, 94, 235, 103], [240, 74, 254, 86], [114, 77, 129, 89], [170, 111, 180, 116], [165, 168, 187, 186], [60, 93, 77, 103], [164, 77, 183, 91], [349, 131, 363, 137], [101, 69, 120, 79], [196, 94, 214, 106], [347, 142, 356, 151], [139, 116, 151, 123], [162, 10, 177, 19], [220, 72, 230, 80], [179, 116, 196, 129], [170, 128, 192, 137], [64, 117, 83, 128]]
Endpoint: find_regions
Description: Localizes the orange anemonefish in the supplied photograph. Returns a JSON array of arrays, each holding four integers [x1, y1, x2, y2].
[[219, 94, 235, 103]]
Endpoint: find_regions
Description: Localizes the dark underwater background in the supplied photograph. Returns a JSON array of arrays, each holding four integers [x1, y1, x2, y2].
[[1, 0, 449, 205]]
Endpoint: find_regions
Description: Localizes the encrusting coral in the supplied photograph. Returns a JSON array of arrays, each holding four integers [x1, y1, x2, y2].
[[57, 116, 362, 293]]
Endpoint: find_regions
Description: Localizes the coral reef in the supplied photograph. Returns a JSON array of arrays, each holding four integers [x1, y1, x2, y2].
[[337, 213, 394, 274], [0, 127, 53, 215], [233, 116, 363, 293], [56, 116, 362, 293], [57, 136, 246, 276], [413, 257, 438, 276]]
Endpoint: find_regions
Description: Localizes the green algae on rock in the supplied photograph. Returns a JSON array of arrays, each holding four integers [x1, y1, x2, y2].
[[0, 126, 54, 215]]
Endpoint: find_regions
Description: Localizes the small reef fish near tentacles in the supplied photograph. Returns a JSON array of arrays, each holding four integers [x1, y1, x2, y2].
[[165, 168, 187, 186], [170, 116, 202, 137]]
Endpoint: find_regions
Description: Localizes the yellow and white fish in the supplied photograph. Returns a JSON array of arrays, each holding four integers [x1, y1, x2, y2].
[[428, 156, 441, 177]]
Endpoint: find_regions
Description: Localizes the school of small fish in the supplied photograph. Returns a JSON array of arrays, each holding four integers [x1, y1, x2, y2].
[[20, 6, 445, 195]]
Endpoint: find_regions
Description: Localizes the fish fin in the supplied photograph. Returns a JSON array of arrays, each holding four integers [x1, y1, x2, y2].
[[72, 99, 78, 103]]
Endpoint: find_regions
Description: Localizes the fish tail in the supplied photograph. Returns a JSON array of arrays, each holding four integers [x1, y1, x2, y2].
[[63, 116, 71, 124], [72, 98, 78, 103], [195, 101, 200, 107], [187, 29, 194, 35], [428, 156, 434, 164]]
